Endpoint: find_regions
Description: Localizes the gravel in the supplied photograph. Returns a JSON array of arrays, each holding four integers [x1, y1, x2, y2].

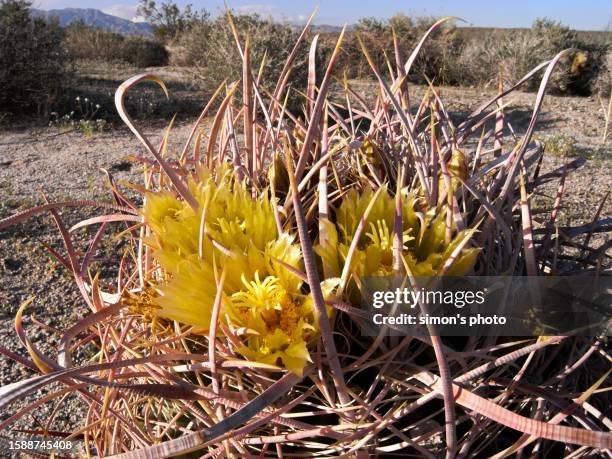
[[0, 123, 195, 443]]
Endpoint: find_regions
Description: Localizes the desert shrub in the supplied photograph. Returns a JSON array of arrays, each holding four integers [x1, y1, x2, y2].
[[457, 30, 542, 88], [593, 51, 612, 95], [120, 35, 169, 67], [138, 0, 206, 42], [340, 17, 388, 79], [333, 14, 463, 85], [0, 0, 67, 115], [64, 21, 168, 67], [176, 13, 314, 109], [458, 18, 609, 94], [410, 17, 465, 85], [64, 21, 125, 61], [529, 18, 608, 95], [327, 15, 607, 95]]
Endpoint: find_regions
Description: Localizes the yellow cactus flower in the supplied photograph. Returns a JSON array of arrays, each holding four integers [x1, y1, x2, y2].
[[141, 165, 334, 376], [231, 275, 339, 375], [317, 186, 479, 279]]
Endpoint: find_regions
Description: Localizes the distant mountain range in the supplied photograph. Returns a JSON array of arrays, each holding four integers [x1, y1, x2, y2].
[[311, 24, 345, 33], [31, 8, 152, 35], [30, 7, 350, 36]]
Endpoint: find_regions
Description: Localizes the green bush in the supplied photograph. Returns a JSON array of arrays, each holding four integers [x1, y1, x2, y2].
[[0, 0, 67, 115], [64, 21, 168, 67]]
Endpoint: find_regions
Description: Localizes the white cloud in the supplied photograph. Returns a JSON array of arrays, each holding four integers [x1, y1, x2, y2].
[[101, 4, 139, 21], [234, 3, 308, 24], [235, 3, 276, 15], [287, 14, 307, 23]]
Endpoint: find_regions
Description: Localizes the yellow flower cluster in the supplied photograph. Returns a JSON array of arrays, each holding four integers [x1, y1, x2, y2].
[[142, 166, 332, 375], [141, 164, 477, 374], [317, 186, 479, 278]]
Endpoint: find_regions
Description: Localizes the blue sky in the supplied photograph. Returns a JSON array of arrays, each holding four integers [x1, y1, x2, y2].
[[33, 0, 612, 31]]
